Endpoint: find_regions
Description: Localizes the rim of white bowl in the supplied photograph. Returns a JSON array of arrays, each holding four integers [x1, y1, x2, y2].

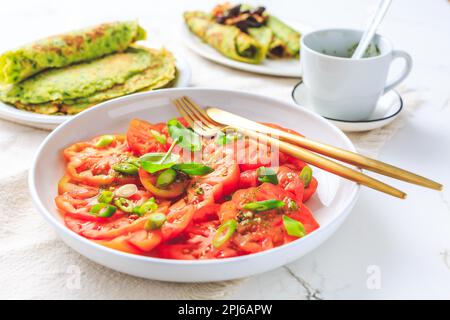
[[29, 87, 360, 266]]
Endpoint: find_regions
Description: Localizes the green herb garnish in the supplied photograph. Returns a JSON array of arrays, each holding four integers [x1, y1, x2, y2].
[[257, 167, 278, 185], [243, 199, 285, 212], [167, 119, 201, 151], [282, 215, 306, 237]]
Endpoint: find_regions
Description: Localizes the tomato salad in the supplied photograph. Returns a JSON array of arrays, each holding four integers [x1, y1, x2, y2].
[[55, 118, 319, 259]]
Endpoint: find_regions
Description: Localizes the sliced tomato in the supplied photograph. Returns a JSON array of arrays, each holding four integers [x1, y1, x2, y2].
[[139, 168, 188, 199], [65, 135, 134, 187], [127, 230, 162, 252], [201, 148, 240, 198], [232, 138, 279, 171], [289, 204, 320, 234], [217, 183, 307, 254], [302, 177, 318, 202], [58, 175, 99, 199], [55, 194, 94, 220], [65, 215, 147, 240], [126, 119, 169, 156], [95, 235, 143, 254], [192, 203, 221, 222], [276, 166, 305, 203], [161, 199, 196, 240], [158, 220, 240, 259], [238, 169, 258, 189]]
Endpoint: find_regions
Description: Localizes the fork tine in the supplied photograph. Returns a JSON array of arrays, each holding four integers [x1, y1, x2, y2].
[[172, 98, 215, 136], [181, 96, 221, 129]]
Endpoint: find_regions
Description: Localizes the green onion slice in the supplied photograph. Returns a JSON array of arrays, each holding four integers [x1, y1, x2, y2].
[[133, 198, 158, 216], [213, 219, 238, 248], [95, 135, 115, 148], [172, 163, 214, 176], [150, 129, 167, 145], [287, 199, 299, 211], [98, 190, 114, 204], [144, 213, 167, 230], [257, 167, 278, 185], [114, 198, 134, 213], [89, 203, 117, 218], [243, 199, 285, 212], [282, 215, 306, 238], [112, 162, 139, 175], [300, 166, 312, 188], [156, 168, 177, 187]]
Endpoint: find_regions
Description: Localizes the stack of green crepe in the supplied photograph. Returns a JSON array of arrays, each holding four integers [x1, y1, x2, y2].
[[184, 7, 301, 63], [0, 21, 176, 115]]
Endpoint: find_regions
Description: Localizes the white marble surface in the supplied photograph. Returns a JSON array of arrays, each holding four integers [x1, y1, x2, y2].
[[0, 0, 449, 299]]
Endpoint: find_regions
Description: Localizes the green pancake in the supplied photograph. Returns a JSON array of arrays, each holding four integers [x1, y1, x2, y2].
[[0, 21, 146, 84], [12, 48, 176, 115], [184, 11, 265, 64], [1, 46, 154, 104]]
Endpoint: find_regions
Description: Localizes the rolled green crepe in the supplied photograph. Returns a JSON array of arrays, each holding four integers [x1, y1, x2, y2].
[[0, 21, 146, 84], [247, 27, 273, 59], [266, 16, 300, 57], [184, 11, 265, 64]]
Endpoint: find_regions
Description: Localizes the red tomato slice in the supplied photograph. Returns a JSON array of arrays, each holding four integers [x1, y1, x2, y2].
[[65, 215, 148, 240], [64, 135, 135, 187], [303, 177, 318, 202], [139, 168, 188, 199], [161, 199, 196, 240], [158, 220, 240, 260], [96, 235, 143, 255], [288, 204, 320, 234], [238, 169, 258, 189], [191, 203, 221, 222], [126, 119, 169, 156], [58, 175, 99, 199], [127, 230, 162, 252], [276, 166, 305, 204], [200, 147, 240, 198]]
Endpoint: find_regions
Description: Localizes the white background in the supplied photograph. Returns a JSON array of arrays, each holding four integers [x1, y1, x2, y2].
[[0, 0, 449, 299]]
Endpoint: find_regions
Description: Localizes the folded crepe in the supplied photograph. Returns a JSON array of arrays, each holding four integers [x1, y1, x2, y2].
[[266, 16, 300, 58], [7, 47, 176, 115], [184, 11, 265, 64], [0, 21, 146, 84]]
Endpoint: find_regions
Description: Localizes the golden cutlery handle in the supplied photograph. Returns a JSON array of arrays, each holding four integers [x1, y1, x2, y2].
[[277, 130, 442, 191], [238, 127, 407, 199], [206, 107, 442, 191]]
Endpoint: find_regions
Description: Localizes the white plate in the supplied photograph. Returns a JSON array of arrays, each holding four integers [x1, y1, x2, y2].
[[292, 80, 403, 132], [0, 48, 191, 131], [29, 88, 360, 282], [182, 20, 312, 77]]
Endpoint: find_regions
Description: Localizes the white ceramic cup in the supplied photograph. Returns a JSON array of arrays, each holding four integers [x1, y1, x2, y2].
[[301, 28, 412, 121]]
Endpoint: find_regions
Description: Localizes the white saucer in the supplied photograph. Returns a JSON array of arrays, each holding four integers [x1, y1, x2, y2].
[[291, 80, 403, 132]]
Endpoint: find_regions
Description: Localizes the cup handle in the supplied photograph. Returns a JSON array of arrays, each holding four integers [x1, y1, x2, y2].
[[383, 50, 413, 93]]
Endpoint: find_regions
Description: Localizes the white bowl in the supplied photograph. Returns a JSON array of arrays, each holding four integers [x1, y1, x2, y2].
[[29, 88, 360, 282]]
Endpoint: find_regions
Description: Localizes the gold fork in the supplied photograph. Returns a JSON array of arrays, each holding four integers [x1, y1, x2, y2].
[[172, 96, 407, 199]]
